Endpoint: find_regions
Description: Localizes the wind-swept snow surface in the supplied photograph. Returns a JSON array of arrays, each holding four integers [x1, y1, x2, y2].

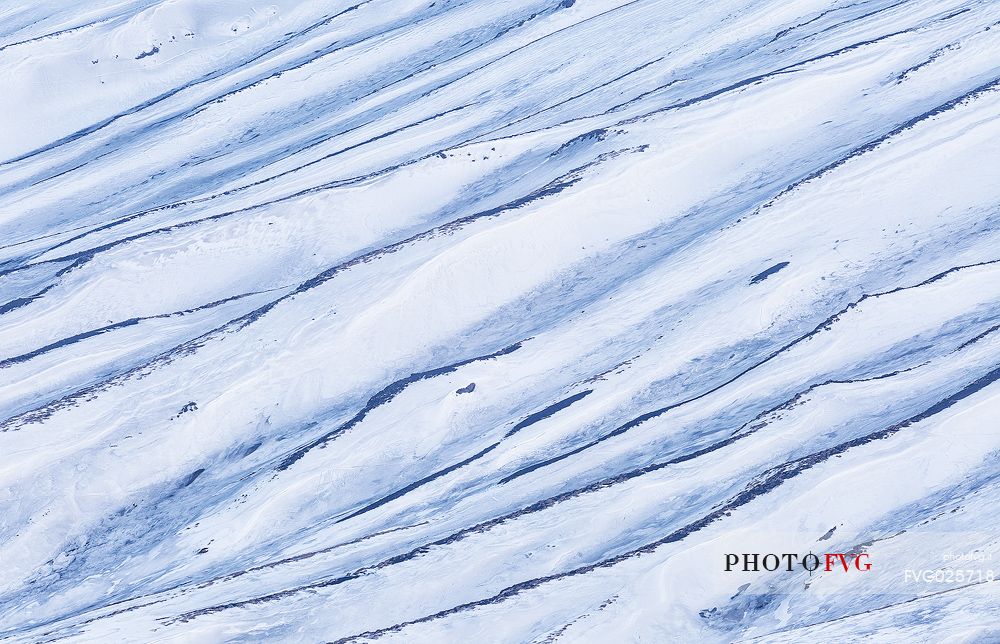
[[2, 0, 1000, 642]]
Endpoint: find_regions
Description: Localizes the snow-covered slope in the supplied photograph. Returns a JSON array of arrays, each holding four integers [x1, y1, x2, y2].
[[2, 0, 1000, 641]]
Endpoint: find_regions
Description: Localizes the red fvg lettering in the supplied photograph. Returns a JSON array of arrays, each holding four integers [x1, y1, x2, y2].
[[825, 553, 872, 571]]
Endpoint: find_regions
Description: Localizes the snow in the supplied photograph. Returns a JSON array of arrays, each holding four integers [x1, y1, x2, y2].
[[1, 0, 1000, 641]]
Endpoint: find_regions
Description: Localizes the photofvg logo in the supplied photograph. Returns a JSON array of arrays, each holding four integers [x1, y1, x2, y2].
[[725, 552, 871, 573]]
